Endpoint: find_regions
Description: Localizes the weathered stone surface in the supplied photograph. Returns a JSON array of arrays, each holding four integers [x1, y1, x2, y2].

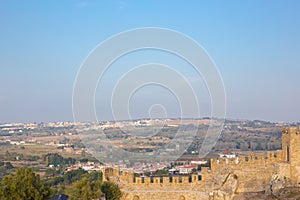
[[210, 173, 238, 200], [265, 174, 292, 196]]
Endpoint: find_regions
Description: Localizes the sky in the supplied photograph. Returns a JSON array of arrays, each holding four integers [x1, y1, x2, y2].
[[0, 0, 299, 123]]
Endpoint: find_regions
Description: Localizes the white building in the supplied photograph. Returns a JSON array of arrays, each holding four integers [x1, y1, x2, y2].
[[178, 165, 197, 174], [219, 154, 236, 158], [190, 160, 207, 165]]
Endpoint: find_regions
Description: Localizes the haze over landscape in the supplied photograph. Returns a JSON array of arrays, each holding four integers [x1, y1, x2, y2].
[[1, 1, 300, 123]]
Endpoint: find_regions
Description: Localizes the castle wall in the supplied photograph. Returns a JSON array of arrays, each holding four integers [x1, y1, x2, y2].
[[275, 162, 291, 179], [119, 150, 283, 199], [105, 127, 300, 200], [125, 175, 205, 191], [282, 127, 300, 184], [121, 190, 209, 200], [209, 150, 284, 193], [119, 172, 209, 200]]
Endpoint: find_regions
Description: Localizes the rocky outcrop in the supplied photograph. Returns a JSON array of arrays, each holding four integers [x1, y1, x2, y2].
[[209, 169, 239, 200], [265, 173, 292, 197]]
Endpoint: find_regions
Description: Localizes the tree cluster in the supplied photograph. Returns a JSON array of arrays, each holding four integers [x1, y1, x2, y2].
[[0, 168, 51, 200], [43, 153, 76, 166], [0, 167, 121, 200]]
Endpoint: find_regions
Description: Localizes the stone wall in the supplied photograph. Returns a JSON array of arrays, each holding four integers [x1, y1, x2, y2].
[[282, 127, 300, 184], [209, 150, 284, 193], [121, 190, 209, 200], [113, 152, 282, 200], [102, 127, 300, 200]]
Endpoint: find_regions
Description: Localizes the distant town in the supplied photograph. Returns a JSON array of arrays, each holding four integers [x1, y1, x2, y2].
[[0, 119, 297, 172]]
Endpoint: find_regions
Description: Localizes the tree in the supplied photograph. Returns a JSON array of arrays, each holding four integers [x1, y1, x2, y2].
[[70, 176, 102, 200], [101, 181, 121, 200], [88, 171, 103, 182], [155, 169, 168, 176], [0, 167, 51, 200], [45, 176, 64, 186], [64, 157, 76, 165], [64, 169, 88, 184], [43, 153, 76, 166], [43, 153, 64, 166], [4, 162, 13, 169], [79, 158, 88, 163]]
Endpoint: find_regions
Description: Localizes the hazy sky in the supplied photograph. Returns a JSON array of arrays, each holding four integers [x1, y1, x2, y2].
[[0, 0, 299, 123]]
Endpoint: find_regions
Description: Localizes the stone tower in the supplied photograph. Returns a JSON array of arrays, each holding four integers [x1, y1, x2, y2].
[[282, 127, 300, 185]]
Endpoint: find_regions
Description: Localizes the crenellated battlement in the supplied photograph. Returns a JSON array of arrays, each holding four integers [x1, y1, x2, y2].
[[282, 126, 300, 135], [210, 150, 284, 172], [105, 127, 300, 200], [133, 174, 202, 185]]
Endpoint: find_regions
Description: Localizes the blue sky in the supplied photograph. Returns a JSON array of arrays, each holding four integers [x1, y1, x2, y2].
[[0, 0, 299, 123]]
